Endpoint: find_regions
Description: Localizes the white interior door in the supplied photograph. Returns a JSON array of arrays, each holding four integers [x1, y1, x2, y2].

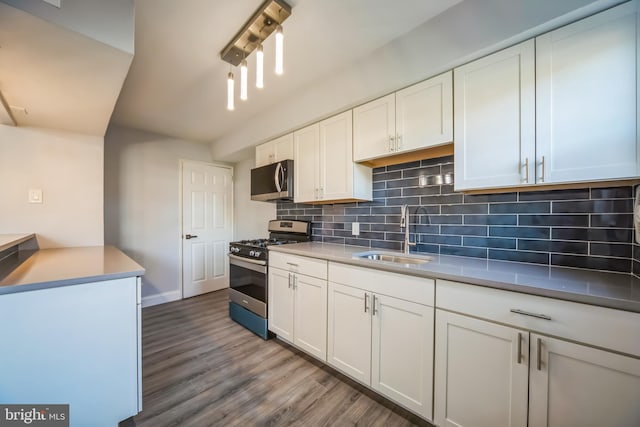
[[182, 160, 233, 298]]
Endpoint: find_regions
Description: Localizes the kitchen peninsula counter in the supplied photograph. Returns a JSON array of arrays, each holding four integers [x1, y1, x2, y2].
[[269, 242, 640, 313], [0, 245, 145, 295]]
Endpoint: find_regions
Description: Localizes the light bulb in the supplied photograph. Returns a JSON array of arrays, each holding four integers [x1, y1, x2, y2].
[[240, 59, 248, 101], [227, 71, 234, 111], [256, 44, 264, 89], [275, 25, 283, 75]]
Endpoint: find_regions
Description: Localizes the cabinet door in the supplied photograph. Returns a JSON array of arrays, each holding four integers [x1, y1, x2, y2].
[[454, 40, 536, 191], [268, 267, 294, 343], [371, 294, 434, 420], [255, 141, 274, 167], [529, 334, 640, 427], [293, 274, 327, 361], [293, 123, 320, 203], [536, 1, 639, 183], [396, 71, 453, 153], [319, 111, 353, 201], [327, 282, 372, 385], [273, 133, 294, 162], [353, 93, 395, 162], [434, 310, 529, 427]]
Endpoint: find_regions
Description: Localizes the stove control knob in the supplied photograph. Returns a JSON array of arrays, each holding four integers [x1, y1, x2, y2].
[[249, 250, 255, 257], [254, 251, 261, 258]]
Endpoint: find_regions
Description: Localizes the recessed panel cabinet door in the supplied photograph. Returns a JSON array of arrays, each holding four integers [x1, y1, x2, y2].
[[293, 274, 327, 361], [396, 71, 453, 152], [353, 94, 395, 162], [371, 294, 434, 420], [293, 123, 320, 203], [434, 310, 529, 427], [268, 267, 294, 343], [319, 110, 353, 201], [529, 334, 640, 427], [454, 40, 536, 191], [536, 1, 639, 183], [327, 282, 372, 385]]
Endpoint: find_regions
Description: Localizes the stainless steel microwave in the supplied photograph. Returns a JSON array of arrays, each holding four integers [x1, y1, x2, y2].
[[250, 159, 294, 202]]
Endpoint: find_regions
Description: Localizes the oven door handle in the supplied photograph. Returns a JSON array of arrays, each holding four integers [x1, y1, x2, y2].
[[228, 253, 267, 267]]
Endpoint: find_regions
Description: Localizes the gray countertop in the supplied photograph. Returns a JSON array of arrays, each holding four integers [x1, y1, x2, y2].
[[269, 242, 640, 313], [0, 246, 145, 295], [0, 233, 35, 252]]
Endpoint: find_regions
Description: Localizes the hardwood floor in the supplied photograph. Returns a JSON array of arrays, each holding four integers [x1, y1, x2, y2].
[[134, 289, 433, 427]]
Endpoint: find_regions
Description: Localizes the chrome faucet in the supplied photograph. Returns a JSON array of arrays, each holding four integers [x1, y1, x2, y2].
[[400, 204, 416, 254]]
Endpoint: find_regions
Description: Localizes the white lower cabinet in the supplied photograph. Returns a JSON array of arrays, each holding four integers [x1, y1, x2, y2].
[[434, 310, 528, 427], [327, 263, 434, 421], [529, 334, 640, 427], [268, 252, 328, 361], [435, 279, 640, 427]]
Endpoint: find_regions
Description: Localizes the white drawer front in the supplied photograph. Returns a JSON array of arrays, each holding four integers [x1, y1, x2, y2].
[[329, 262, 434, 307], [436, 280, 640, 357], [269, 251, 327, 280]]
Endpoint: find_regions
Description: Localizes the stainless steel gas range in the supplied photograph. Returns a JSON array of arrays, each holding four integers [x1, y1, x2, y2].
[[228, 219, 311, 339]]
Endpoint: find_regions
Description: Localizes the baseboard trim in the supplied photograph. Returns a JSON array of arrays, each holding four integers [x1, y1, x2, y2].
[[142, 290, 181, 308]]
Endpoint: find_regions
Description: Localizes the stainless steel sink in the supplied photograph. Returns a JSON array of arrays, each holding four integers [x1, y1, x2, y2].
[[353, 251, 432, 265]]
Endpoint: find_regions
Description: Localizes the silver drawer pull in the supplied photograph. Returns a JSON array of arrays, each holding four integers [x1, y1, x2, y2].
[[517, 332, 523, 364], [510, 309, 551, 321], [286, 262, 298, 267]]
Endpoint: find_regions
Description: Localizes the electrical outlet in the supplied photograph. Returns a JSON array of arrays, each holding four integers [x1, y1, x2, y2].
[[28, 188, 43, 204], [352, 222, 360, 236]]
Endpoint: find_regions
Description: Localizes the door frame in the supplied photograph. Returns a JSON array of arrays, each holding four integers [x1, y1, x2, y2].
[[178, 159, 234, 299]]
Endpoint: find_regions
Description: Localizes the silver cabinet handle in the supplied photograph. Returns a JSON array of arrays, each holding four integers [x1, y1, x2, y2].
[[517, 332, 523, 364], [372, 295, 378, 316], [396, 134, 402, 151], [364, 293, 369, 313], [314, 188, 319, 199], [288, 272, 292, 288], [539, 156, 545, 183], [388, 136, 395, 152], [319, 187, 324, 199], [510, 309, 551, 321], [522, 157, 529, 183], [293, 275, 297, 290], [185, 234, 198, 239], [537, 337, 543, 371]]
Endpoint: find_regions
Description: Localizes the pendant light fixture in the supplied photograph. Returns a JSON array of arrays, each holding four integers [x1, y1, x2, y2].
[[227, 70, 234, 111], [275, 25, 284, 75], [240, 58, 248, 100], [256, 44, 264, 89], [220, 0, 291, 110]]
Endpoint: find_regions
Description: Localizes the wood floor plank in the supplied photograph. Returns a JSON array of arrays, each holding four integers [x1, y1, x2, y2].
[[134, 290, 433, 427]]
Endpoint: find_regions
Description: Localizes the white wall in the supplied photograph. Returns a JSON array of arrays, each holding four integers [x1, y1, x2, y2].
[[0, 125, 103, 248], [104, 125, 214, 306], [233, 157, 276, 240]]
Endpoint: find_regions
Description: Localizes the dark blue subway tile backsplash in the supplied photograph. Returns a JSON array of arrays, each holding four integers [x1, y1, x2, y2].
[[277, 156, 640, 276]]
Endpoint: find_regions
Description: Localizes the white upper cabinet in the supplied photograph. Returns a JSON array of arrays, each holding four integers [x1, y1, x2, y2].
[[395, 72, 453, 153], [353, 94, 395, 161], [536, 0, 639, 184], [255, 132, 294, 167], [455, 1, 639, 191], [293, 123, 320, 203], [354, 72, 453, 162], [295, 111, 372, 204], [454, 40, 536, 191]]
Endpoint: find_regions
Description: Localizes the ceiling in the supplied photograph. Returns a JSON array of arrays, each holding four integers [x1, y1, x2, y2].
[[110, 0, 463, 143]]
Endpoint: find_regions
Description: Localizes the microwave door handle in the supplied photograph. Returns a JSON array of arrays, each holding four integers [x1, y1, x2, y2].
[[274, 162, 283, 192]]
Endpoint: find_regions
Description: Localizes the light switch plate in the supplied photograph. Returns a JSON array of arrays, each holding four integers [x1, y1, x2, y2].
[[28, 188, 43, 204]]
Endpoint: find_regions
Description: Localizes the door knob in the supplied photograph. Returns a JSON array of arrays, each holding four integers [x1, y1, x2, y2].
[[185, 234, 198, 239]]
